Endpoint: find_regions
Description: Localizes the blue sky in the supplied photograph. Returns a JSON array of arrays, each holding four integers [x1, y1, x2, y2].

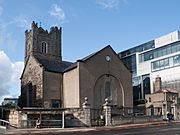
[[0, 0, 180, 103]]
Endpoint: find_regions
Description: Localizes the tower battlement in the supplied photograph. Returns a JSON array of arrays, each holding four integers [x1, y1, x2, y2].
[[24, 21, 62, 63], [25, 21, 61, 36]]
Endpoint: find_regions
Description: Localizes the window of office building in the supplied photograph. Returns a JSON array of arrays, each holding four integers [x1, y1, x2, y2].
[[164, 59, 169, 68], [152, 61, 159, 70], [122, 54, 137, 76], [132, 76, 142, 101], [173, 55, 180, 66], [139, 41, 180, 63], [133, 75, 150, 102], [142, 74, 151, 98], [172, 45, 177, 53], [152, 58, 169, 71], [152, 54, 180, 71], [144, 52, 153, 61], [120, 40, 154, 58]]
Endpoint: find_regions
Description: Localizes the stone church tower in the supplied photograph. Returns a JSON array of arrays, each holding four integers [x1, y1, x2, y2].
[[20, 21, 72, 108], [24, 21, 62, 63]]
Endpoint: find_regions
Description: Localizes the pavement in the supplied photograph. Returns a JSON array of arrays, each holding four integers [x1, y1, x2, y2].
[[1, 120, 180, 135]]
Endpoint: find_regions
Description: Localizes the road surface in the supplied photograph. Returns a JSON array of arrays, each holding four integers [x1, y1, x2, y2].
[[2, 122, 180, 135]]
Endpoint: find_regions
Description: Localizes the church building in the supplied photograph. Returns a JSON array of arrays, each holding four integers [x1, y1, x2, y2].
[[20, 21, 133, 109]]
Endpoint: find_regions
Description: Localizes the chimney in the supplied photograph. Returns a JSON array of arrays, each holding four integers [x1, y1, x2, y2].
[[154, 76, 162, 92]]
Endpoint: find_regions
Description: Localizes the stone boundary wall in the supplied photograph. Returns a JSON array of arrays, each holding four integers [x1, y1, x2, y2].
[[112, 115, 163, 125], [6, 107, 165, 128], [64, 108, 86, 127], [65, 107, 92, 127]]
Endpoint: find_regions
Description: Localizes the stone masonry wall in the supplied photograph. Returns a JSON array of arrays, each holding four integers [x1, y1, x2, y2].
[[21, 56, 43, 107]]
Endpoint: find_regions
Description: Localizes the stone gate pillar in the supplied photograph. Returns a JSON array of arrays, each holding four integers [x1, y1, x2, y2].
[[172, 101, 177, 120], [163, 102, 167, 120], [82, 97, 91, 127], [103, 98, 112, 126]]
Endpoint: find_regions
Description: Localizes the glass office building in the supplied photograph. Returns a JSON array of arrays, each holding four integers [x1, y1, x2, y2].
[[119, 31, 180, 106]]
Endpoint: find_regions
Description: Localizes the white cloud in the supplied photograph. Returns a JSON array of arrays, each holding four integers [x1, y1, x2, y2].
[[97, 0, 127, 10], [11, 61, 24, 83], [0, 51, 23, 103], [49, 4, 65, 21]]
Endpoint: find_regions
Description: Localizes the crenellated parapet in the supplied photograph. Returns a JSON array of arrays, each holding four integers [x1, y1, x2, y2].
[[25, 21, 61, 36], [24, 21, 62, 63], [50, 26, 61, 34]]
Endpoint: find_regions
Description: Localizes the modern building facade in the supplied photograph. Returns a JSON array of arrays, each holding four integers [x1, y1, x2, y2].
[[119, 31, 180, 106]]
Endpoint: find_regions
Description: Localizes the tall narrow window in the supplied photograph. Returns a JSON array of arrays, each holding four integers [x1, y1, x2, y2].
[[41, 42, 48, 54], [105, 81, 111, 98]]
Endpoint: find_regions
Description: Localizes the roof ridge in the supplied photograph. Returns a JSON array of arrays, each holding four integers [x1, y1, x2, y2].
[[78, 45, 112, 62]]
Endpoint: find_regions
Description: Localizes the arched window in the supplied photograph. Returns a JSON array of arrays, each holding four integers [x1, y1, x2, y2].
[[41, 41, 48, 54], [105, 81, 111, 98]]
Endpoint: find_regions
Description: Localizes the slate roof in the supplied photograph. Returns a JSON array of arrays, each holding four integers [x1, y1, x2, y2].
[[63, 62, 77, 72], [36, 57, 73, 73]]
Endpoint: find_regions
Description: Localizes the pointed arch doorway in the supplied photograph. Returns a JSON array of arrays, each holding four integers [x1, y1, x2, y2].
[[93, 74, 124, 109]]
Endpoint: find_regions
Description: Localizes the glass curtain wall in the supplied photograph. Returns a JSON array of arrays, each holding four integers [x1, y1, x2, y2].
[[121, 54, 137, 76], [133, 75, 151, 103], [120, 40, 154, 58], [132, 76, 142, 101], [140, 41, 180, 63], [152, 54, 180, 71], [142, 74, 151, 98]]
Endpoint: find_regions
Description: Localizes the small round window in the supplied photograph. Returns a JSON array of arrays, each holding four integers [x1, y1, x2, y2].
[[105, 55, 111, 62]]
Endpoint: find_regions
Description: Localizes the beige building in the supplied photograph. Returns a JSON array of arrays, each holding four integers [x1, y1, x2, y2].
[[145, 76, 178, 119], [20, 21, 133, 109], [146, 89, 178, 119]]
